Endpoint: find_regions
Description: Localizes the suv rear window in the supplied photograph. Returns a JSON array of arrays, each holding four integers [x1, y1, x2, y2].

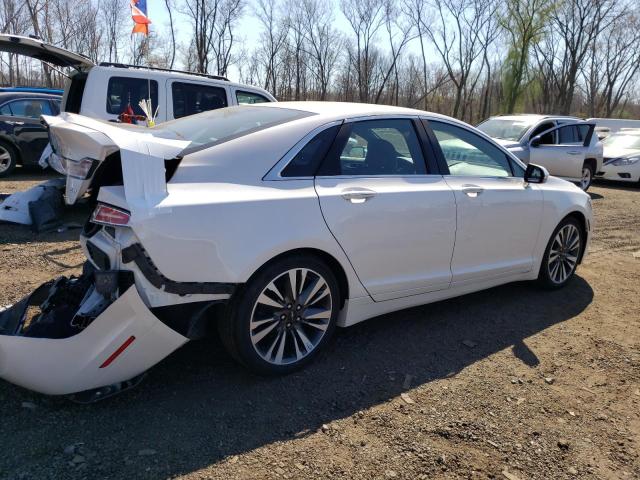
[[172, 82, 228, 119], [152, 105, 314, 155], [106, 77, 158, 116]]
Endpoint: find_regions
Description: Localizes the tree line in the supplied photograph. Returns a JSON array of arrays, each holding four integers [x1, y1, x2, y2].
[[1, 0, 639, 124]]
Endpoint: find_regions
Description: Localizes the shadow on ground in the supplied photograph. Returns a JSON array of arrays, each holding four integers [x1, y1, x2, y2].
[[0, 276, 593, 478]]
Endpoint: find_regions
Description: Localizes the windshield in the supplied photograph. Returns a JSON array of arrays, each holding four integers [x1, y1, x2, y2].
[[477, 118, 535, 142], [602, 132, 640, 150], [152, 105, 314, 155]]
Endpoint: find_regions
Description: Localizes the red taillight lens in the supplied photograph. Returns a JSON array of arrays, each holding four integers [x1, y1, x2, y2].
[[91, 204, 130, 226]]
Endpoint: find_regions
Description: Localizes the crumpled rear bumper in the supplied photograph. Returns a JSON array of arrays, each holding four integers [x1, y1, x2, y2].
[[0, 279, 188, 396]]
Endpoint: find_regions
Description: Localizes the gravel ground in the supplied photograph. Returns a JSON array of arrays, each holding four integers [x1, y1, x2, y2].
[[0, 167, 638, 480]]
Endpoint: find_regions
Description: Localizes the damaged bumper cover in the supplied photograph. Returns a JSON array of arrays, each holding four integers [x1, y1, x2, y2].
[[0, 272, 188, 396]]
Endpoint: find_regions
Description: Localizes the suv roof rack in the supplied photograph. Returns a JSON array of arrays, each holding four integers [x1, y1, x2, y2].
[[97, 62, 229, 82]]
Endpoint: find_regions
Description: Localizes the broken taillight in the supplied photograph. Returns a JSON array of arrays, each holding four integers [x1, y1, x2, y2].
[[91, 204, 130, 226]]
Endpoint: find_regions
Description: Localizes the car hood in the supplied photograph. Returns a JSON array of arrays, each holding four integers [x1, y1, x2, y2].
[[603, 146, 640, 160], [0, 34, 94, 69], [490, 138, 522, 149]]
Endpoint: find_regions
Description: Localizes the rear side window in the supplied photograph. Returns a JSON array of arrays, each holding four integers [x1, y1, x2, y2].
[[0, 103, 11, 115], [172, 82, 228, 119], [236, 90, 270, 104], [106, 77, 158, 116], [281, 125, 340, 177]]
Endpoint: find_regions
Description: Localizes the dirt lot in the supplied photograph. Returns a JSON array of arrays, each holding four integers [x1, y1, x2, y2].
[[0, 167, 638, 480]]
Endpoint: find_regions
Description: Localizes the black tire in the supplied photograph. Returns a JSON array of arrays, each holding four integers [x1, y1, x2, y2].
[[537, 216, 584, 289], [579, 162, 594, 191], [218, 254, 340, 375], [0, 141, 18, 178]]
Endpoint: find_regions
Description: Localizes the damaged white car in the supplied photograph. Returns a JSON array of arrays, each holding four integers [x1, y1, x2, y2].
[[0, 102, 593, 401]]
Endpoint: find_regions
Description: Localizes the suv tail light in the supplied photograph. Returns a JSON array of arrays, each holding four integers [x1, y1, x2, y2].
[[91, 204, 130, 226]]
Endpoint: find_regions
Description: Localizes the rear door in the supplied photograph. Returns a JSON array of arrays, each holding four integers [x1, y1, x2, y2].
[[426, 119, 543, 284], [314, 117, 456, 301], [529, 123, 594, 180], [0, 98, 53, 164]]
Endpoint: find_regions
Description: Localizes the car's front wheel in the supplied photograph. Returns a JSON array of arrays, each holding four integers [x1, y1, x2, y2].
[[219, 254, 340, 375], [538, 217, 584, 289]]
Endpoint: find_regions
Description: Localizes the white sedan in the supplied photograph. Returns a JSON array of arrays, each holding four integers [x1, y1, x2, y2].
[[595, 129, 640, 184], [0, 102, 593, 400]]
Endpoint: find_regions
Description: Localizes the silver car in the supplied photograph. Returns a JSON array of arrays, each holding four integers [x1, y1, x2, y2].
[[477, 114, 603, 191]]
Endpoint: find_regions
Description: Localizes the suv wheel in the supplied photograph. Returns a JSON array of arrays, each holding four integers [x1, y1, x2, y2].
[[538, 217, 583, 289], [0, 142, 17, 178], [579, 163, 594, 191], [219, 254, 340, 375]]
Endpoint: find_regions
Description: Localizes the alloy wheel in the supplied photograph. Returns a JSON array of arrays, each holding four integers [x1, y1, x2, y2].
[[580, 167, 592, 190], [547, 223, 581, 284], [0, 146, 12, 174], [249, 268, 333, 365]]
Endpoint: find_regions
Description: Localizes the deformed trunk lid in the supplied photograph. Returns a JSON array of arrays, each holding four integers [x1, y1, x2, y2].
[[42, 113, 189, 209]]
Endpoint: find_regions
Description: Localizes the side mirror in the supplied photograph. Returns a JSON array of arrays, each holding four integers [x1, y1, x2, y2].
[[524, 163, 549, 184], [530, 136, 541, 147]]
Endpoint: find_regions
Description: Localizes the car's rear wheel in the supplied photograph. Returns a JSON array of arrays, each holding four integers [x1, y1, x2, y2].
[[538, 217, 583, 289], [219, 254, 340, 375], [579, 163, 594, 191], [0, 142, 17, 178]]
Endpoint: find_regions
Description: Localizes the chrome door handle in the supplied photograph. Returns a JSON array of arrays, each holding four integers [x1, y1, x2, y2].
[[5, 120, 24, 125], [461, 185, 484, 197], [341, 188, 376, 203], [567, 150, 581, 155]]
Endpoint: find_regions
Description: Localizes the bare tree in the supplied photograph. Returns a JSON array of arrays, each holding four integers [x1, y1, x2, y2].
[[340, 0, 386, 102]]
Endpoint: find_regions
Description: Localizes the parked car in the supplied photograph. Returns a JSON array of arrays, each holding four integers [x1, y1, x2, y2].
[[0, 102, 592, 398], [595, 128, 640, 184], [0, 34, 275, 180], [0, 90, 61, 177], [587, 118, 640, 140], [477, 114, 603, 191]]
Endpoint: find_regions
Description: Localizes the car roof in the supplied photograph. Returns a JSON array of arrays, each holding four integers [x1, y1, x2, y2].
[[252, 101, 460, 123], [487, 114, 581, 123], [90, 64, 273, 96], [0, 92, 61, 102]]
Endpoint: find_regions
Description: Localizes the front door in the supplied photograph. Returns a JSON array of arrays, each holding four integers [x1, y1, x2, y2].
[[529, 123, 593, 180], [314, 118, 456, 301], [427, 119, 543, 284]]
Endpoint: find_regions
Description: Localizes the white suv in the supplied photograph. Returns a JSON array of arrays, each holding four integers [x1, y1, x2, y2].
[[477, 114, 603, 191], [0, 34, 275, 125]]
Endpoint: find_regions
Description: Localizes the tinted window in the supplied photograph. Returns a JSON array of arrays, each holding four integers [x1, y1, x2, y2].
[[324, 119, 426, 176], [558, 125, 579, 144], [0, 103, 11, 115], [430, 121, 513, 177], [106, 77, 158, 116], [281, 125, 340, 177], [530, 121, 555, 142], [6, 99, 53, 118], [51, 100, 61, 115], [172, 82, 228, 119], [576, 124, 591, 144], [236, 90, 270, 104]]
